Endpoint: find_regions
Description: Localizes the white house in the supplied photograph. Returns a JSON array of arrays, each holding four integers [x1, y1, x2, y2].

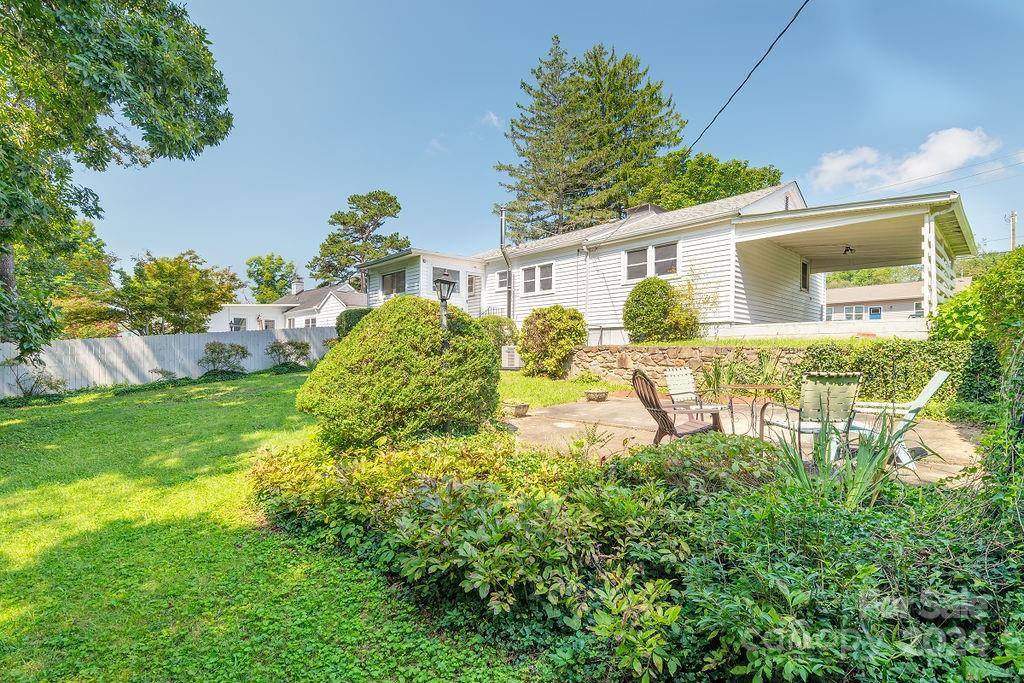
[[825, 277, 972, 321], [360, 182, 977, 344], [207, 277, 368, 332]]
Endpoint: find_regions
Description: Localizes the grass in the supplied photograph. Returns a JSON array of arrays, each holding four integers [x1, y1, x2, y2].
[[498, 370, 631, 407], [0, 373, 531, 681], [635, 337, 831, 348]]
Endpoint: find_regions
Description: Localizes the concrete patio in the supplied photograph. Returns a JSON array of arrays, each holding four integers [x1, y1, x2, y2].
[[506, 397, 982, 485]]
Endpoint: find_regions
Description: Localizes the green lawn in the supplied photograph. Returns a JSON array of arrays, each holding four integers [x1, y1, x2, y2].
[[498, 370, 630, 407], [0, 373, 529, 682]]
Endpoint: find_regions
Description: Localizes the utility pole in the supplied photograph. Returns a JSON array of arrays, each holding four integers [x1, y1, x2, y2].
[[1010, 210, 1018, 250]]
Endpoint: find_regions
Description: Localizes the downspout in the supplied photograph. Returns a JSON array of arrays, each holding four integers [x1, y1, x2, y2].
[[582, 244, 592, 343], [499, 207, 513, 320]]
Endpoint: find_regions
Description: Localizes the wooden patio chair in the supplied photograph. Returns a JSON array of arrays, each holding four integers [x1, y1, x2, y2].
[[762, 372, 863, 458], [849, 370, 951, 468], [632, 369, 723, 445]]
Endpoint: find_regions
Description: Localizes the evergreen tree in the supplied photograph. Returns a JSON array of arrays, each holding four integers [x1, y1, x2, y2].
[[307, 190, 409, 289]]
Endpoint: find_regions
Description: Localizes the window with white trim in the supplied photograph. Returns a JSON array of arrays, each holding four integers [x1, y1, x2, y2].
[[304, 317, 316, 328], [625, 248, 647, 280], [868, 305, 882, 321], [229, 317, 246, 332], [496, 270, 509, 289], [432, 267, 461, 293], [381, 269, 406, 296], [800, 260, 810, 292], [287, 318, 295, 329], [467, 274, 481, 295], [825, 307, 834, 321], [653, 243, 678, 276], [522, 263, 553, 294], [844, 305, 864, 321], [913, 302, 924, 318], [263, 319, 276, 330]]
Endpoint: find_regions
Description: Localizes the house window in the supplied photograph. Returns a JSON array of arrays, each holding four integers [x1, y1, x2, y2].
[[844, 305, 865, 321], [229, 317, 246, 332], [625, 248, 648, 280], [522, 264, 553, 294], [263, 319, 275, 330], [497, 270, 509, 289], [467, 274, 481, 296], [913, 302, 924, 318], [432, 267, 461, 293], [304, 317, 316, 328], [287, 318, 295, 329], [800, 260, 810, 292], [653, 243, 677, 276], [825, 307, 834, 321], [381, 269, 406, 296], [868, 306, 882, 321]]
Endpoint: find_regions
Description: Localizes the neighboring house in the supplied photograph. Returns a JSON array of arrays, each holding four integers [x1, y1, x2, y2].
[[207, 277, 368, 332], [360, 181, 977, 344], [825, 277, 972, 321]]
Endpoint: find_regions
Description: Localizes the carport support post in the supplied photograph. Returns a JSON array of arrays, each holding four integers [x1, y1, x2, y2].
[[921, 213, 937, 317]]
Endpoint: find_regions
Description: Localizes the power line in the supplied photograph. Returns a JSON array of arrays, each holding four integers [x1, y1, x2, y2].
[[685, 0, 813, 153]]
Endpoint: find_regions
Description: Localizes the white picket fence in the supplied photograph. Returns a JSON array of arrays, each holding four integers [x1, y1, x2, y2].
[[0, 328, 336, 398]]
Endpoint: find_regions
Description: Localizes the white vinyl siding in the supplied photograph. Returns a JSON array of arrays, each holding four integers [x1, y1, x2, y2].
[[431, 267, 461, 293], [366, 257, 420, 307], [316, 294, 346, 328], [733, 239, 824, 324]]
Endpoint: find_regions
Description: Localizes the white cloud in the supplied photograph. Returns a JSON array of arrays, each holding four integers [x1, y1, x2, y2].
[[481, 110, 503, 129], [426, 136, 448, 154], [809, 127, 1001, 193]]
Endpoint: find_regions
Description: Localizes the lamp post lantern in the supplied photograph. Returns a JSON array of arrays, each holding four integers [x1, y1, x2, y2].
[[433, 269, 456, 351]]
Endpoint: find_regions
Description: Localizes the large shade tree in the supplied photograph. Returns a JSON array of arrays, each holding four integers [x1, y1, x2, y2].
[[0, 0, 232, 356], [245, 253, 297, 303], [307, 190, 410, 289]]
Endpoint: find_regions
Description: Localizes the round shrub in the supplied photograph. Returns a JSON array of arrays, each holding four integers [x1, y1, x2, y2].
[[335, 307, 371, 339], [476, 315, 517, 352], [516, 305, 587, 378], [622, 277, 700, 343], [297, 296, 499, 448]]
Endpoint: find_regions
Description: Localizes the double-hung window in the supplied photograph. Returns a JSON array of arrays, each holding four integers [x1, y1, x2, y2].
[[432, 267, 461, 293], [381, 269, 406, 296], [800, 260, 810, 292], [496, 270, 509, 290], [467, 274, 481, 295], [625, 243, 678, 281], [304, 317, 316, 328], [844, 305, 865, 321], [522, 263, 553, 294]]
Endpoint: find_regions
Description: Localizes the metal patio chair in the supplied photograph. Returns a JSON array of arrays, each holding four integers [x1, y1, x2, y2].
[[762, 372, 863, 458], [632, 369, 724, 445]]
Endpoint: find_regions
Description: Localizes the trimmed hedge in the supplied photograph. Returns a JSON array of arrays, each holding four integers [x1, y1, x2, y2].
[[622, 277, 699, 343], [297, 296, 499, 448], [798, 338, 976, 402], [517, 305, 587, 378], [335, 307, 371, 339]]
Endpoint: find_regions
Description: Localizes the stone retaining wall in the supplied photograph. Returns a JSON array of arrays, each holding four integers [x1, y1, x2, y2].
[[570, 345, 806, 386]]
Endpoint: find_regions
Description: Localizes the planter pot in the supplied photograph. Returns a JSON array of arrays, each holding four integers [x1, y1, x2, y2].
[[504, 402, 529, 418], [584, 389, 609, 402]]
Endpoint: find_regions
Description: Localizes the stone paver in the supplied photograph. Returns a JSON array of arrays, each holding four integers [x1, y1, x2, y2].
[[507, 397, 982, 484]]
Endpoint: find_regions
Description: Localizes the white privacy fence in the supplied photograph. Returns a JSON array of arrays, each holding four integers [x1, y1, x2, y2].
[[0, 327, 336, 398]]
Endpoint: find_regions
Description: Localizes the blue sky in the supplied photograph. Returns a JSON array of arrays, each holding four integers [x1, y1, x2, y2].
[[80, 0, 1024, 293]]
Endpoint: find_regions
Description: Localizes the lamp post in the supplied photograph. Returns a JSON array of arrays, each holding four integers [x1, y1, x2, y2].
[[433, 269, 456, 352]]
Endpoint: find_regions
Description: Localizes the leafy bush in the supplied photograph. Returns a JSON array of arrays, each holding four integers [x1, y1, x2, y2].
[[265, 339, 311, 366], [622, 277, 700, 343], [929, 283, 986, 341], [517, 305, 587, 378], [335, 307, 371, 339], [1, 358, 67, 397], [197, 341, 250, 374], [976, 246, 1024, 350], [296, 296, 499, 448], [944, 399, 1003, 425], [799, 338, 971, 402], [477, 315, 517, 352], [957, 339, 1001, 403]]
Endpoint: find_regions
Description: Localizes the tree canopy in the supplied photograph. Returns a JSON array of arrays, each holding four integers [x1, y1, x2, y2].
[[307, 190, 410, 288], [497, 36, 782, 242], [0, 0, 231, 356], [114, 251, 242, 335], [246, 253, 297, 303]]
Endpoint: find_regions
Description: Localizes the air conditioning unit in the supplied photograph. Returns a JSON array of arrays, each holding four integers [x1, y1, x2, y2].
[[501, 345, 522, 370]]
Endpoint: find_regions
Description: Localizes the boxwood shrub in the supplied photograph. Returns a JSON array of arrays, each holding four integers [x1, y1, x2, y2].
[[297, 296, 499, 448], [622, 276, 700, 343], [517, 305, 587, 378]]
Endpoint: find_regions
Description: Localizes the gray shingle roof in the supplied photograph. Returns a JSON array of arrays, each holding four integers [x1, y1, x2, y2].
[[272, 283, 367, 310], [473, 185, 783, 260]]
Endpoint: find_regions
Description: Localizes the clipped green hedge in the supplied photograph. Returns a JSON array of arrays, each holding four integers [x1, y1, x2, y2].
[[622, 277, 699, 343], [298, 296, 499, 448], [798, 338, 975, 402], [335, 307, 371, 339]]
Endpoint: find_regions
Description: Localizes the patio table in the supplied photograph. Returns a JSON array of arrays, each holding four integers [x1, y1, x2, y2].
[[722, 383, 786, 437]]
